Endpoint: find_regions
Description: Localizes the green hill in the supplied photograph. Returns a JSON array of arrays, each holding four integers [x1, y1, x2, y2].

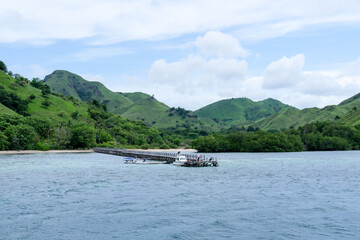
[[43, 70, 133, 113], [0, 71, 91, 122], [43, 70, 218, 131], [43, 70, 172, 124], [0, 70, 181, 150], [252, 94, 360, 130], [119, 92, 151, 102], [194, 97, 291, 125], [120, 96, 169, 125]]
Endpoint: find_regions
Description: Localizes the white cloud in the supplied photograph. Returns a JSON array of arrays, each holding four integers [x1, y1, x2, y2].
[[30, 64, 50, 79], [258, 54, 360, 108], [1, 1, 360, 45], [113, 53, 360, 110], [263, 54, 305, 89], [141, 30, 251, 109], [148, 55, 247, 109], [194, 31, 249, 58], [67, 47, 131, 62]]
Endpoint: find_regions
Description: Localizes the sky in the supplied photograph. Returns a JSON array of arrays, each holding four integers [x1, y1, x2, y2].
[[1, 0, 360, 110]]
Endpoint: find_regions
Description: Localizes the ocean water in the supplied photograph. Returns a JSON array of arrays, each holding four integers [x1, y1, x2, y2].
[[0, 151, 359, 240]]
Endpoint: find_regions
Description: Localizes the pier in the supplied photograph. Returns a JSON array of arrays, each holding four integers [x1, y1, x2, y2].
[[93, 148, 218, 166]]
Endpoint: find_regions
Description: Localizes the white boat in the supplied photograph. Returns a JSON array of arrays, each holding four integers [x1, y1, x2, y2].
[[124, 157, 166, 164], [173, 155, 188, 166]]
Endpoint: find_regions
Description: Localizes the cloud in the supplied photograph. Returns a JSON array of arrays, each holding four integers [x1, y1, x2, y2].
[[148, 55, 247, 100], [258, 54, 360, 108], [67, 47, 131, 62], [144, 31, 250, 109], [115, 52, 360, 110], [263, 54, 305, 89], [1, 1, 360, 45], [194, 31, 249, 58], [30, 64, 50, 79]]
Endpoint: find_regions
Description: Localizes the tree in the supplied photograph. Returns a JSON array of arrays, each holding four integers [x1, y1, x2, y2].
[[0, 60, 7, 73], [70, 124, 96, 149], [5, 124, 38, 150], [0, 131, 8, 150], [53, 126, 71, 149], [24, 116, 53, 139]]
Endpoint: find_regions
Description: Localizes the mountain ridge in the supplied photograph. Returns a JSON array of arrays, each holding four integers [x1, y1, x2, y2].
[[194, 97, 292, 125], [42, 70, 360, 131]]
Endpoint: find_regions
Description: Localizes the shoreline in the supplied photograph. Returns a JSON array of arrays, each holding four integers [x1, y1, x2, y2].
[[128, 148, 197, 152], [0, 148, 197, 155], [0, 150, 94, 155]]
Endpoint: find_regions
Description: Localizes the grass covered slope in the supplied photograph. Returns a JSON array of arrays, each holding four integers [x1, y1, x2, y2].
[[0, 70, 183, 150], [0, 103, 18, 115], [252, 94, 360, 130], [43, 71, 174, 126], [42, 70, 218, 131], [121, 96, 169, 125], [0, 71, 91, 122], [194, 97, 291, 125], [43, 70, 133, 113]]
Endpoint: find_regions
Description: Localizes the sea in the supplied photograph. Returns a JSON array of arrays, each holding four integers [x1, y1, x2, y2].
[[0, 151, 359, 240]]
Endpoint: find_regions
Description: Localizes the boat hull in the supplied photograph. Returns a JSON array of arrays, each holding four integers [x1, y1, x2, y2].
[[173, 161, 186, 166]]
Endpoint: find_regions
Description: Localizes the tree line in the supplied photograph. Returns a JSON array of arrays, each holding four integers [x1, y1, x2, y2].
[[192, 121, 360, 152], [0, 101, 183, 151]]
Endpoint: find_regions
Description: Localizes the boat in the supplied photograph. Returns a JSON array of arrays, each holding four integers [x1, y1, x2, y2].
[[173, 155, 188, 166], [124, 157, 166, 164]]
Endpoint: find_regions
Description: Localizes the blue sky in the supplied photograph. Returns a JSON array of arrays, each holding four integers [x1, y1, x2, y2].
[[1, 0, 360, 110]]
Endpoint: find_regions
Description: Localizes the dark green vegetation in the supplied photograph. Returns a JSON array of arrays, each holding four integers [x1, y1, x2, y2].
[[194, 97, 290, 125], [192, 121, 360, 152], [0, 60, 7, 73], [0, 69, 180, 150]]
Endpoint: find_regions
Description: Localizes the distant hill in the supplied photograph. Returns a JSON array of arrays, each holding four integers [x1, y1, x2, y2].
[[252, 94, 360, 130], [43, 70, 134, 113], [43, 70, 218, 131], [42, 70, 360, 132], [194, 97, 291, 125]]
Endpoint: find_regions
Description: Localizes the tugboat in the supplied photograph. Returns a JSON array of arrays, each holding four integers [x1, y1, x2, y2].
[[173, 155, 188, 166]]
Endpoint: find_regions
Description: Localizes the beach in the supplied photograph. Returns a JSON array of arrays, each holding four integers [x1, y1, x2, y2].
[[0, 150, 94, 155], [128, 148, 197, 152], [0, 148, 197, 155]]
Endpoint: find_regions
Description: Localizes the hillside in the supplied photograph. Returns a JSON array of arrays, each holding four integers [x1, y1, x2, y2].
[[1, 72, 90, 122], [252, 94, 360, 130], [0, 70, 181, 150], [0, 103, 17, 115], [43, 70, 133, 113], [43, 70, 218, 131], [194, 97, 291, 125]]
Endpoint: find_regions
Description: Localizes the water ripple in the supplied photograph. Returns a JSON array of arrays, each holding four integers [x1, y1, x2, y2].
[[1, 151, 360, 239]]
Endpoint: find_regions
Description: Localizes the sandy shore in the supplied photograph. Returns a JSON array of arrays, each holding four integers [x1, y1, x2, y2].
[[0, 148, 197, 155], [128, 148, 197, 152], [0, 150, 94, 155]]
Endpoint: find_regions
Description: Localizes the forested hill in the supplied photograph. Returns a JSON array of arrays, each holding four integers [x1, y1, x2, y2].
[[251, 94, 360, 131], [0, 70, 182, 150], [43, 70, 218, 131], [43, 70, 162, 115], [194, 97, 291, 125], [2, 58, 360, 153]]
